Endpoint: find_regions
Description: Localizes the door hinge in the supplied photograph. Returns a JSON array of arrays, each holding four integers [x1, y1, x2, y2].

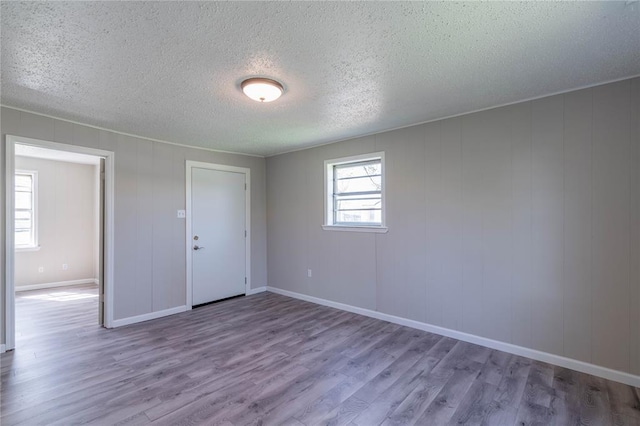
[[245, 230, 247, 238], [245, 183, 247, 190], [245, 277, 247, 284]]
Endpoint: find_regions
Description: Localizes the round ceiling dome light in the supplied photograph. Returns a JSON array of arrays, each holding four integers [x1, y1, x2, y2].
[[241, 77, 284, 103]]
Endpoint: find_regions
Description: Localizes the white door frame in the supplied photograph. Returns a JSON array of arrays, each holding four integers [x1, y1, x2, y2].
[[3, 135, 116, 351], [185, 161, 251, 309]]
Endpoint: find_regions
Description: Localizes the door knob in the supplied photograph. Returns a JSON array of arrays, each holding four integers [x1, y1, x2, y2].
[[193, 245, 205, 250]]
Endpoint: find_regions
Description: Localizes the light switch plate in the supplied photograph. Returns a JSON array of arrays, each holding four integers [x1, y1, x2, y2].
[[177, 210, 186, 219]]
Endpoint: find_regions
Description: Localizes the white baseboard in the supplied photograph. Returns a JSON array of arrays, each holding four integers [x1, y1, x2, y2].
[[266, 286, 640, 388], [15, 279, 98, 292], [15, 283, 262, 328], [112, 305, 187, 328]]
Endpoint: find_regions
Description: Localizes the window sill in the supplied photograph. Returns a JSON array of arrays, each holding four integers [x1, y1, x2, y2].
[[322, 225, 388, 234], [16, 246, 40, 252]]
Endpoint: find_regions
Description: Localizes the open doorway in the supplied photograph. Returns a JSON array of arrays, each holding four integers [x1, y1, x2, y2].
[[14, 146, 101, 342], [3, 136, 114, 351]]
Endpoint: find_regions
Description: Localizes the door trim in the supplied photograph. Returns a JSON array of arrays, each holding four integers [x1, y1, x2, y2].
[[185, 161, 251, 309], [4, 135, 115, 351]]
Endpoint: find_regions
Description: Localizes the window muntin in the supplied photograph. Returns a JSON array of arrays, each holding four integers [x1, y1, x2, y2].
[[15, 171, 38, 249], [325, 153, 385, 229]]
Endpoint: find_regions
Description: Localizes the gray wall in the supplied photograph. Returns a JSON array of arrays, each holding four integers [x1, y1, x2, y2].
[[0, 107, 267, 339], [267, 78, 640, 376], [14, 156, 98, 287]]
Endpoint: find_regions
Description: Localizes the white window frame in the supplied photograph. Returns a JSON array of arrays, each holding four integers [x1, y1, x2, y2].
[[323, 152, 388, 233], [14, 170, 39, 251]]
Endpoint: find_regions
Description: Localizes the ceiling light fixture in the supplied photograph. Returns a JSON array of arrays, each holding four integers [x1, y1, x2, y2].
[[241, 78, 284, 103]]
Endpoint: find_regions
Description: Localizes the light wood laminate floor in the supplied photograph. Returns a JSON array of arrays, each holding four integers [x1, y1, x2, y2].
[[1, 285, 639, 425]]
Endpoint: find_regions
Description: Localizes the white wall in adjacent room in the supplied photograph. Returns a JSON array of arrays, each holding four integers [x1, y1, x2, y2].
[[14, 156, 98, 288]]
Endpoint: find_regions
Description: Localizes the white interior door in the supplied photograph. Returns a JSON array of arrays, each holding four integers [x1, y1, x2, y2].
[[191, 167, 246, 305]]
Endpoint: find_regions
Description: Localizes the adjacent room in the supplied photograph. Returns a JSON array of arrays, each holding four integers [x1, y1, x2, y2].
[[1, 2, 639, 425], [12, 145, 103, 343]]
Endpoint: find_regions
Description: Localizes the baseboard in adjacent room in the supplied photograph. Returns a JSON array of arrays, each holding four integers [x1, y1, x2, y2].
[[246, 286, 267, 295], [15, 279, 98, 292], [111, 305, 188, 328], [265, 286, 640, 388]]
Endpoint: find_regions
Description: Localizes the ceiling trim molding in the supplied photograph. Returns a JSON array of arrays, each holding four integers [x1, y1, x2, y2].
[[0, 105, 266, 159], [3, 72, 639, 159], [266, 73, 640, 158]]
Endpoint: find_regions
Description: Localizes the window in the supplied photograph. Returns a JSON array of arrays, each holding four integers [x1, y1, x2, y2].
[[15, 171, 38, 250], [324, 152, 387, 232]]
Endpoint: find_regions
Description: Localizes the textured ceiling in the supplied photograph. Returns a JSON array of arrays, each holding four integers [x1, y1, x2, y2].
[[2, 2, 639, 157]]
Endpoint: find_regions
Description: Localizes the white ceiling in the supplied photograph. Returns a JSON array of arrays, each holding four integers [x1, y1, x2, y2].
[[2, 2, 639, 157], [15, 144, 101, 165]]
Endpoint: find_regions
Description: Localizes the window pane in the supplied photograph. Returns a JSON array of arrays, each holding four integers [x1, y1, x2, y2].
[[335, 162, 381, 180], [15, 191, 32, 209], [335, 195, 381, 211], [15, 210, 32, 220], [15, 211, 32, 231], [15, 229, 32, 246], [335, 176, 381, 194], [335, 209, 382, 224], [327, 156, 384, 228], [15, 173, 36, 246], [15, 175, 32, 192]]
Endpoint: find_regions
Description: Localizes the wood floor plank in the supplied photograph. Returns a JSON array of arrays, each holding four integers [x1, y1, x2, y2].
[[312, 395, 370, 426], [549, 367, 582, 425], [522, 360, 556, 408], [350, 333, 440, 404], [513, 401, 555, 425], [447, 379, 498, 425], [481, 355, 532, 425], [549, 389, 580, 426], [381, 369, 453, 425], [293, 376, 364, 425], [618, 414, 640, 426], [578, 374, 612, 425], [608, 377, 640, 421], [1, 285, 637, 426], [227, 369, 347, 425], [479, 350, 512, 386], [248, 372, 354, 425], [349, 355, 442, 425], [409, 359, 484, 425]]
